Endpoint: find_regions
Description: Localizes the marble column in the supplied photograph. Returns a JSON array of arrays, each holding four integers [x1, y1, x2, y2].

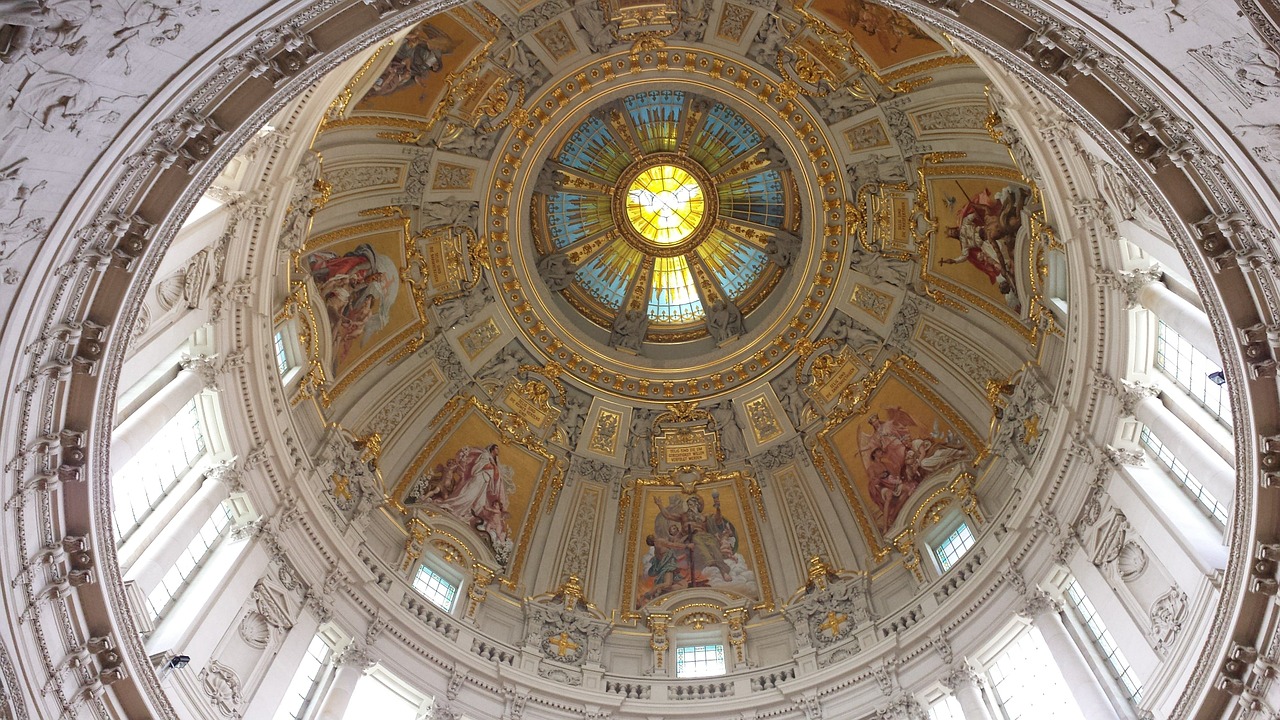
[[124, 469, 231, 594], [1128, 391, 1235, 503], [111, 355, 217, 468], [317, 644, 373, 720], [1135, 279, 1221, 365], [1019, 592, 1117, 720], [1117, 219, 1192, 281], [243, 611, 322, 718], [941, 662, 994, 720]]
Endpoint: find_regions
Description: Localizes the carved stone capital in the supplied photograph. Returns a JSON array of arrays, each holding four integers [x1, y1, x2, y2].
[[1094, 267, 1161, 309], [1102, 445, 1145, 468], [179, 353, 221, 389], [940, 661, 984, 692], [335, 641, 375, 669], [1017, 590, 1062, 620], [204, 458, 244, 493]]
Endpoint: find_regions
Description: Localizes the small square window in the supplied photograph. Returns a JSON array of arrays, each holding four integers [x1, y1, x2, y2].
[[412, 564, 458, 612], [933, 522, 976, 572], [273, 331, 291, 377], [675, 644, 726, 679]]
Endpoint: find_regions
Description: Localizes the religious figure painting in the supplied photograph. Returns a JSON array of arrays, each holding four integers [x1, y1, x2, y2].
[[301, 222, 417, 384], [400, 408, 549, 569], [406, 443, 515, 559], [353, 12, 485, 117], [629, 482, 762, 610], [826, 375, 972, 536], [306, 243, 400, 367], [806, 0, 944, 70], [924, 170, 1035, 324]]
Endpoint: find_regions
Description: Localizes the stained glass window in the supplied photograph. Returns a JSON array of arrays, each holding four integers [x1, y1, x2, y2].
[[547, 192, 612, 250], [649, 255, 704, 323], [675, 644, 727, 678], [688, 102, 762, 173], [626, 165, 706, 246], [535, 91, 796, 342], [625, 90, 685, 154], [559, 116, 632, 182], [933, 522, 976, 571]]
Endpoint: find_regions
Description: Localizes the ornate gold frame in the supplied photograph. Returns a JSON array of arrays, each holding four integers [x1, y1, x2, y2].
[[284, 211, 424, 408], [617, 467, 772, 618], [810, 355, 987, 564]]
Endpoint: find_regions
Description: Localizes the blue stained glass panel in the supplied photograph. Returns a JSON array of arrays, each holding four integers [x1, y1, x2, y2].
[[687, 103, 762, 173], [558, 116, 633, 182], [546, 193, 613, 250], [625, 90, 685, 154], [719, 170, 785, 227]]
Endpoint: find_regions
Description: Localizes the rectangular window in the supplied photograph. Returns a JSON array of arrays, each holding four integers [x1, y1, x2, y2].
[[273, 634, 333, 720], [675, 644, 726, 679], [987, 626, 1084, 719], [344, 671, 422, 720], [274, 330, 291, 377], [112, 398, 207, 544], [147, 501, 233, 620], [411, 564, 459, 612], [1140, 425, 1229, 524], [934, 522, 976, 572], [927, 694, 964, 720], [1154, 320, 1231, 427], [1065, 578, 1143, 705]]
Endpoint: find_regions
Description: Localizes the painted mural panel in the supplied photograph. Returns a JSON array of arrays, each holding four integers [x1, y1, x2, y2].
[[303, 221, 418, 383], [627, 479, 763, 611], [921, 166, 1036, 326], [353, 12, 486, 116], [806, 0, 944, 70], [401, 405, 550, 568], [826, 375, 972, 536]]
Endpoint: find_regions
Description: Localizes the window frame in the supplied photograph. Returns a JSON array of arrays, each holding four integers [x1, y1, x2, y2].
[[674, 643, 728, 680], [1152, 320, 1231, 429], [982, 622, 1085, 720], [1138, 425, 1229, 525], [273, 632, 337, 720], [111, 396, 209, 546], [146, 500, 235, 621], [1063, 578, 1144, 707], [923, 510, 979, 577], [411, 560, 461, 613], [932, 521, 977, 574], [273, 321, 304, 386]]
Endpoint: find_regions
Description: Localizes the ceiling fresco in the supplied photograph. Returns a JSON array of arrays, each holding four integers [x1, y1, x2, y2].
[[280, 0, 1065, 633]]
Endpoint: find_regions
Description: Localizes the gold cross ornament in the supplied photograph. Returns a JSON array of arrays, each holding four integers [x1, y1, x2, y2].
[[547, 631, 580, 658], [818, 611, 848, 637]]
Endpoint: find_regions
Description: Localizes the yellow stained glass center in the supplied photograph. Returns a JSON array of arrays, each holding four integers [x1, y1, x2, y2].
[[625, 165, 706, 246]]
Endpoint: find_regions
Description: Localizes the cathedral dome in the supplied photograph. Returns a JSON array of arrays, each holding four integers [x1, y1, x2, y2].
[[0, 1, 1276, 719]]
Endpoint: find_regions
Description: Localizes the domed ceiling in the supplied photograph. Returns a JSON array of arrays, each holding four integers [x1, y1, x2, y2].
[[277, 0, 1064, 678]]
